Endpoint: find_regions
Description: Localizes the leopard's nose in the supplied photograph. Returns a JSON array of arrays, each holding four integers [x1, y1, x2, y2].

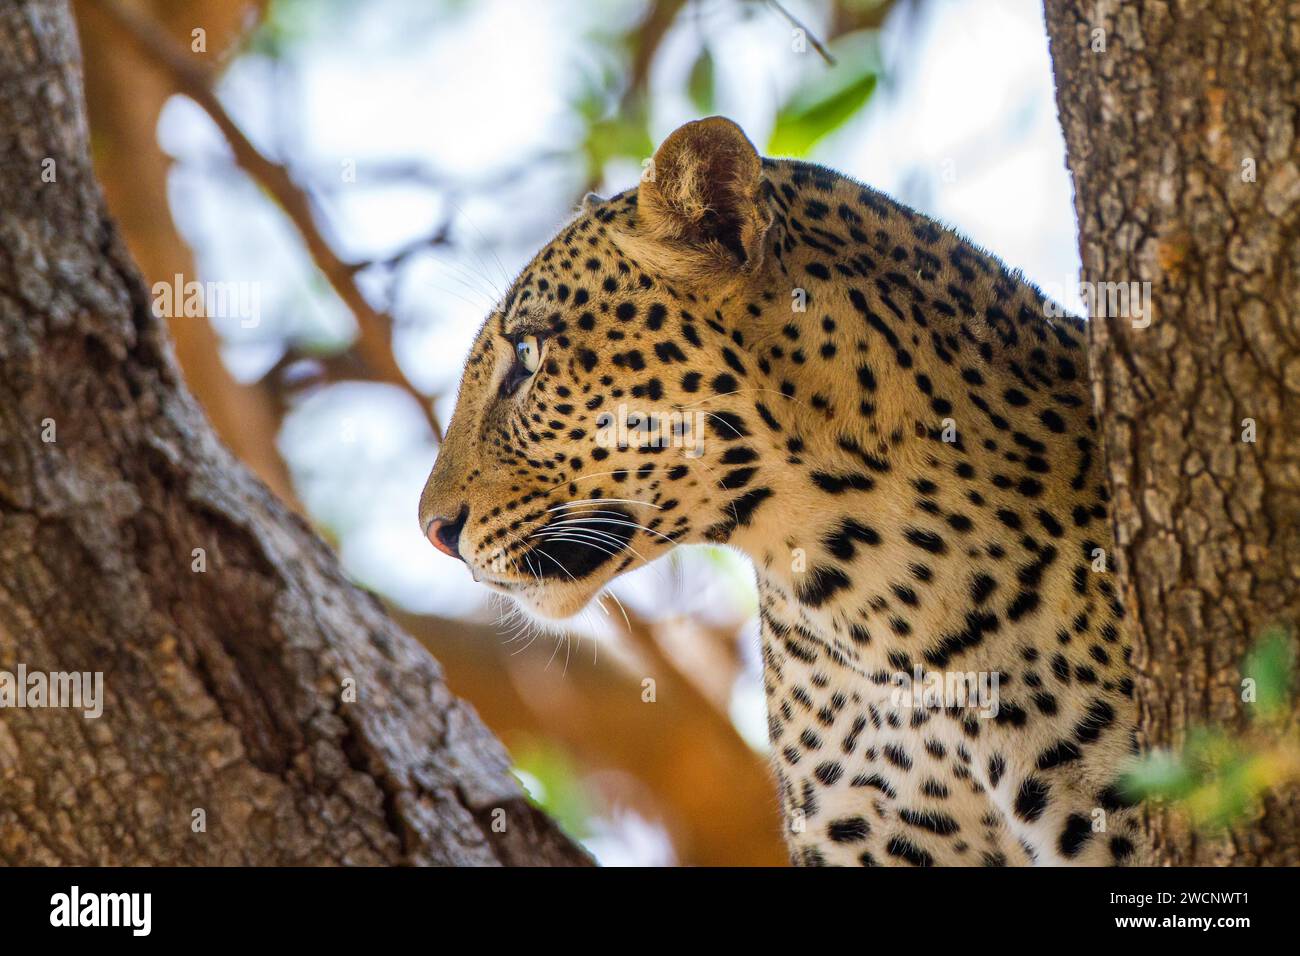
[[424, 505, 468, 562]]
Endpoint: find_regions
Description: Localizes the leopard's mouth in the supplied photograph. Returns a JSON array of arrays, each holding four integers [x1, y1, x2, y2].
[[516, 506, 636, 581], [463, 506, 641, 620], [473, 573, 527, 593]]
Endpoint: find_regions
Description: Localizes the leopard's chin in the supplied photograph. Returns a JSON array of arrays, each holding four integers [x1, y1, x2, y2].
[[508, 580, 606, 623]]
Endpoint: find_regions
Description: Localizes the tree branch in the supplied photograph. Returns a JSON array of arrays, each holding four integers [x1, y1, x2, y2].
[[763, 0, 837, 66], [100, 0, 445, 443]]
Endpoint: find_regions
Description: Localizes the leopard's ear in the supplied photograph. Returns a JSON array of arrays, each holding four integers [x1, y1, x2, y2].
[[637, 116, 771, 270]]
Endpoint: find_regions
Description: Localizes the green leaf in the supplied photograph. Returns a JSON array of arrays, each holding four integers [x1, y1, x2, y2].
[[1187, 753, 1265, 829], [510, 737, 593, 840], [569, 61, 653, 182], [1120, 750, 1199, 802], [769, 72, 875, 157], [768, 30, 880, 157], [584, 114, 654, 179], [687, 46, 716, 114], [1241, 626, 1295, 719], [1182, 726, 1238, 771]]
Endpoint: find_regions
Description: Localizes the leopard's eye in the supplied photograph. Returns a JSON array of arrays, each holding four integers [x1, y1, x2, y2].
[[515, 335, 542, 374], [500, 333, 545, 397]]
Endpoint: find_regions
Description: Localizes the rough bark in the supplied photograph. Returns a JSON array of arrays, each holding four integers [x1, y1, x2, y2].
[[1043, 0, 1300, 864], [0, 0, 590, 866]]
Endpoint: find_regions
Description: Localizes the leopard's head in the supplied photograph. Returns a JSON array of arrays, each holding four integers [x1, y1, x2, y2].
[[418, 117, 781, 619]]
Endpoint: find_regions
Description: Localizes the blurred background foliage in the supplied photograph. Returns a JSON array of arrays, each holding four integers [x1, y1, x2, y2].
[[1123, 628, 1298, 832], [74, 0, 1293, 865]]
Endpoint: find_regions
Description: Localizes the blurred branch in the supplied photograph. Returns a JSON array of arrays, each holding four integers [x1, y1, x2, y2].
[[310, 155, 569, 195], [763, 0, 836, 65], [622, 0, 842, 111], [101, 0, 445, 443], [622, 0, 688, 110], [73, 0, 306, 507], [396, 609, 785, 865], [614, 602, 749, 745], [348, 219, 454, 275], [829, 0, 906, 34]]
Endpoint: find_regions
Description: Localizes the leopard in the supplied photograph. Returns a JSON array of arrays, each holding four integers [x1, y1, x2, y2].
[[418, 116, 1146, 866]]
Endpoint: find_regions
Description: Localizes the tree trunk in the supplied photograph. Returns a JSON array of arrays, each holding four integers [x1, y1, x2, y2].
[[1043, 0, 1300, 864], [0, 0, 589, 867]]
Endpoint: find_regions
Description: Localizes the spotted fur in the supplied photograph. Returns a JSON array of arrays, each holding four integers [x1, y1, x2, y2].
[[419, 117, 1146, 866]]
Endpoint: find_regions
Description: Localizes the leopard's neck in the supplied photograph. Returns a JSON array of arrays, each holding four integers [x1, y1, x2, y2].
[[705, 159, 1111, 662]]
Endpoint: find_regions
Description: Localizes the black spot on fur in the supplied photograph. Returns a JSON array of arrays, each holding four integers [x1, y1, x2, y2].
[[1014, 777, 1049, 822]]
